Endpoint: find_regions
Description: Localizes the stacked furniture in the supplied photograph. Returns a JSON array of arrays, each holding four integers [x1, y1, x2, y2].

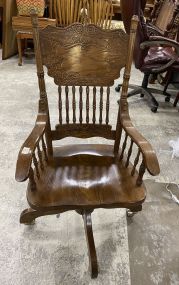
[[0, 0, 17, 59]]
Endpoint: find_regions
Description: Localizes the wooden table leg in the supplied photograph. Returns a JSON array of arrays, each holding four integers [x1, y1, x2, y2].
[[17, 34, 22, 66]]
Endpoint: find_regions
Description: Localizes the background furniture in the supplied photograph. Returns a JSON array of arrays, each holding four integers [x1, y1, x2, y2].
[[15, 13, 160, 278], [148, 0, 178, 37], [53, 0, 113, 28], [112, 0, 155, 18], [115, 0, 179, 112], [0, 0, 17, 59], [12, 16, 56, 65]]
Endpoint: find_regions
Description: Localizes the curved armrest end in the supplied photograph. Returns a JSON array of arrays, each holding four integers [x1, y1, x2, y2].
[[15, 114, 47, 183], [121, 119, 160, 176]]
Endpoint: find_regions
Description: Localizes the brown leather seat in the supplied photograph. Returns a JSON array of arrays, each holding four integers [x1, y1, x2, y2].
[[27, 145, 146, 209]]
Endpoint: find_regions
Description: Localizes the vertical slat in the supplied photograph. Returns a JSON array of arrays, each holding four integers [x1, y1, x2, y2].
[[136, 159, 146, 186], [79, 86, 83, 124], [72, 86, 76, 123], [90, 0, 94, 24], [101, 1, 107, 28], [67, 0, 69, 25], [131, 149, 140, 176], [65, 86, 69, 124], [58, 86, 62, 124], [42, 136, 48, 162], [74, 0, 79, 22], [92, 86, 96, 124], [104, 1, 110, 29], [125, 140, 133, 168], [106, 86, 110, 125], [120, 133, 128, 160], [86, 86, 90, 124], [99, 86, 103, 124], [94, 0, 97, 25], [77, 0, 82, 22], [57, 0, 62, 26], [71, 0, 74, 23], [32, 153, 40, 179], [37, 144, 44, 170]]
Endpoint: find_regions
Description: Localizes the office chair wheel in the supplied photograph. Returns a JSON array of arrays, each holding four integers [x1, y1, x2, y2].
[[151, 106, 158, 113], [126, 209, 136, 217], [165, 96, 170, 102], [115, 85, 121, 92]]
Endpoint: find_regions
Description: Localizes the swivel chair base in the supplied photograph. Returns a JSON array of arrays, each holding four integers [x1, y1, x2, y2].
[[115, 73, 171, 113]]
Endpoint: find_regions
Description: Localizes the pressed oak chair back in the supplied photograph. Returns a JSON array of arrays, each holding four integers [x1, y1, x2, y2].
[[15, 12, 160, 278], [53, 0, 113, 28]]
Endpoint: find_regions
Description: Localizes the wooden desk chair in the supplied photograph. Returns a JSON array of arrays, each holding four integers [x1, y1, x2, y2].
[[15, 12, 160, 278], [53, 0, 113, 28]]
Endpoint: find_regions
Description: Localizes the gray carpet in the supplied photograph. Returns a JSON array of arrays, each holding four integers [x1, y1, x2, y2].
[[128, 180, 179, 285], [0, 51, 179, 285]]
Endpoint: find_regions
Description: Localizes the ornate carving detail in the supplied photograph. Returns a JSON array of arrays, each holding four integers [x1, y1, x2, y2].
[[39, 24, 129, 86]]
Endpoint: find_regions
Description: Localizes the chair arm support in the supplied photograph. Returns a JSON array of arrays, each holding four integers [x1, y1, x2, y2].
[[121, 117, 160, 176], [140, 37, 179, 73], [15, 114, 47, 182]]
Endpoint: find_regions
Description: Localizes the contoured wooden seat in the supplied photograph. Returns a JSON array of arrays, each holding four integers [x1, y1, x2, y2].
[[15, 12, 160, 278]]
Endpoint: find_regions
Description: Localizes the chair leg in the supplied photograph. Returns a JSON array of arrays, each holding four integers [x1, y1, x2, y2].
[[174, 92, 179, 107], [20, 208, 66, 225], [20, 208, 41, 224], [17, 35, 22, 66], [82, 211, 98, 278]]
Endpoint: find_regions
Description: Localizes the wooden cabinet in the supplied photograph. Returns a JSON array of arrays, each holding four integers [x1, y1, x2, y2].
[[0, 0, 17, 59]]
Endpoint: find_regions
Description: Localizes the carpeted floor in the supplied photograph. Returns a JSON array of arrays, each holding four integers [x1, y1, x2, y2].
[[0, 51, 178, 285]]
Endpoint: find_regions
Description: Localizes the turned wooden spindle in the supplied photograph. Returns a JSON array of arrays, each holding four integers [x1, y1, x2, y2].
[[79, 86, 83, 124], [99, 87, 103, 124], [86, 86, 90, 124], [32, 153, 40, 179], [92, 87, 96, 124], [106, 86, 110, 125], [65, 86, 69, 124], [37, 144, 44, 170], [125, 139, 133, 168], [120, 133, 128, 160], [72, 85, 76, 123], [29, 167, 36, 191], [131, 149, 140, 176], [136, 159, 146, 186], [42, 136, 48, 162], [58, 86, 62, 124]]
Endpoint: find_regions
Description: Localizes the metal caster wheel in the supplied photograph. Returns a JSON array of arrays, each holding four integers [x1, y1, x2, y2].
[[151, 106, 158, 113], [115, 85, 121, 92], [165, 96, 170, 102], [126, 209, 136, 218]]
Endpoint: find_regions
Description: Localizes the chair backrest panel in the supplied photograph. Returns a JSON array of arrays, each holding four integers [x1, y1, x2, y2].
[[39, 24, 129, 86], [155, 0, 176, 31]]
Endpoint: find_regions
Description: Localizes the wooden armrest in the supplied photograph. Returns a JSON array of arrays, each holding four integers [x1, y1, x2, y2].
[[140, 37, 179, 73], [15, 114, 47, 182], [121, 117, 160, 176]]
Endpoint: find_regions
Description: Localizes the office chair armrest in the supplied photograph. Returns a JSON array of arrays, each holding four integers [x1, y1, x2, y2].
[[15, 114, 47, 182], [140, 37, 179, 73], [121, 117, 160, 176]]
